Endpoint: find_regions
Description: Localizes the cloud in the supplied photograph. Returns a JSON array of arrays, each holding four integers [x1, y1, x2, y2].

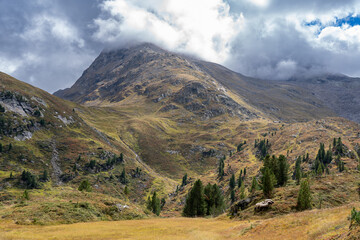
[[92, 0, 244, 63], [91, 0, 360, 80], [0, 0, 101, 93], [1, 0, 360, 92]]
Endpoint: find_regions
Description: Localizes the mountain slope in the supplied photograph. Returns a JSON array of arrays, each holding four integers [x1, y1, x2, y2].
[[0, 72, 176, 224], [54, 43, 335, 122], [288, 74, 360, 123]]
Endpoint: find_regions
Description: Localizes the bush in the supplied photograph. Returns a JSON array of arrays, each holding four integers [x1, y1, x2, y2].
[[350, 208, 360, 226], [78, 180, 92, 192]]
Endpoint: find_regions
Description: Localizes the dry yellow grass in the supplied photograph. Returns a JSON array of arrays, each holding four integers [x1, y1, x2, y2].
[[1, 203, 358, 240]]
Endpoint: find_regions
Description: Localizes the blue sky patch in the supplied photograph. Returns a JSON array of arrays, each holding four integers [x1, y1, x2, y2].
[[335, 14, 360, 27]]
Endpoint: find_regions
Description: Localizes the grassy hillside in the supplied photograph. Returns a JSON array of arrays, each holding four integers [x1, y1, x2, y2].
[[0, 72, 175, 223]]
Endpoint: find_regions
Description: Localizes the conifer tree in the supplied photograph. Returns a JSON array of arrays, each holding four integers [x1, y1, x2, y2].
[[218, 158, 225, 179], [262, 167, 274, 198], [40, 169, 48, 182], [181, 173, 188, 187], [294, 157, 302, 185], [183, 179, 205, 217], [250, 177, 258, 193], [151, 191, 161, 216], [239, 182, 246, 199], [229, 173, 236, 189], [120, 168, 127, 184], [237, 173, 242, 188], [230, 189, 235, 203], [297, 179, 312, 210], [0, 143, 2, 153], [204, 183, 224, 216], [277, 155, 289, 186]]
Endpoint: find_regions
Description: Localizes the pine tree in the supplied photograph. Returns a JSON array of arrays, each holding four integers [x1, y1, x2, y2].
[[294, 156, 302, 185], [151, 191, 161, 216], [336, 137, 343, 155], [40, 169, 48, 182], [160, 198, 166, 210], [237, 173, 242, 188], [23, 190, 30, 200], [0, 143, 2, 152], [229, 173, 235, 189], [243, 168, 247, 177], [146, 196, 152, 210], [124, 186, 129, 195], [297, 179, 312, 210], [239, 182, 246, 199], [181, 173, 188, 187], [183, 179, 205, 217], [204, 183, 224, 216], [277, 155, 289, 186], [250, 177, 258, 193], [120, 168, 127, 184], [316, 162, 324, 176], [218, 158, 225, 179], [8, 143, 12, 151], [230, 189, 235, 203], [262, 167, 274, 198]]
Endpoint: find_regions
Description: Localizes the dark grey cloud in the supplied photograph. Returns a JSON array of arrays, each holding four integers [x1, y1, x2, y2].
[[0, 0, 103, 92], [0, 0, 360, 93]]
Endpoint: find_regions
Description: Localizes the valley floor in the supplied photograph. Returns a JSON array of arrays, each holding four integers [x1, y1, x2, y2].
[[0, 203, 359, 240]]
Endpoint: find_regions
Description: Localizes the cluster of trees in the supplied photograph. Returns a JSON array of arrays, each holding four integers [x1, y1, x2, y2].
[[229, 168, 248, 203], [337, 158, 345, 172], [82, 153, 124, 174], [333, 137, 344, 156], [313, 143, 332, 176], [261, 155, 289, 197], [255, 139, 270, 158], [21, 170, 39, 189], [147, 191, 161, 216], [261, 155, 289, 196], [183, 179, 225, 217]]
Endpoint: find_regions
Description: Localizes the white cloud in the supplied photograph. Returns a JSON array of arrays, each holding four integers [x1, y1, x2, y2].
[[20, 14, 84, 47], [93, 0, 244, 63]]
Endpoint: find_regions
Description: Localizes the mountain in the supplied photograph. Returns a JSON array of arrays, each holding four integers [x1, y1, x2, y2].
[[54, 43, 335, 122], [2, 43, 360, 231], [288, 74, 360, 123]]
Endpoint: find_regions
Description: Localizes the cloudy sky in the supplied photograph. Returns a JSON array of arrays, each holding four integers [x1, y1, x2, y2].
[[1, 0, 360, 93]]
